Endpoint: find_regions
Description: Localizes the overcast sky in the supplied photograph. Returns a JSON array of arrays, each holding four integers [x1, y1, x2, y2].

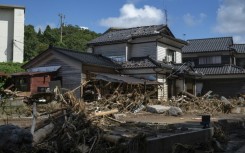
[[1, 0, 245, 43]]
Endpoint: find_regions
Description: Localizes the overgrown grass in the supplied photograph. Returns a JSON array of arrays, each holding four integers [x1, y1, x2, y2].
[[0, 62, 25, 74]]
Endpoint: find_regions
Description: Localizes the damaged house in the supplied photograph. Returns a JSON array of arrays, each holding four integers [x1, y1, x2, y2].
[[22, 24, 201, 100], [87, 24, 202, 100], [182, 37, 245, 97], [21, 47, 119, 97]]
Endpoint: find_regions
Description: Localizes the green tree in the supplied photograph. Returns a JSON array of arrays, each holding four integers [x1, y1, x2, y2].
[[0, 62, 24, 74], [24, 24, 100, 62], [42, 25, 59, 45], [60, 25, 100, 51], [24, 25, 39, 61]]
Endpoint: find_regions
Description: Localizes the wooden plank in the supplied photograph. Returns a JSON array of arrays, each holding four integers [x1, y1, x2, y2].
[[94, 109, 119, 116]]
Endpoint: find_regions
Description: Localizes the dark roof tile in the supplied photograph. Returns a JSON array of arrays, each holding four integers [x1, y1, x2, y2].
[[122, 56, 172, 69], [194, 65, 245, 75], [52, 47, 120, 68], [231, 44, 245, 53], [182, 37, 233, 53], [88, 24, 167, 45]]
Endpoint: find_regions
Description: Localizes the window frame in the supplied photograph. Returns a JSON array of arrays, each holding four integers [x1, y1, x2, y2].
[[199, 56, 221, 65]]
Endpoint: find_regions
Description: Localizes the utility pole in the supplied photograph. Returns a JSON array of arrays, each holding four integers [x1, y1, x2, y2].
[[162, 0, 168, 25], [164, 9, 168, 25], [58, 13, 65, 42]]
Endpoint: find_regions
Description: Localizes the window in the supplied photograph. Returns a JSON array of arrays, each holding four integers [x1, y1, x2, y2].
[[108, 56, 126, 63], [166, 49, 176, 62], [15, 77, 29, 91], [199, 56, 221, 65]]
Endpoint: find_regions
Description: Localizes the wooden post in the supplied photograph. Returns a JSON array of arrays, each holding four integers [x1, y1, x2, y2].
[[31, 102, 37, 135]]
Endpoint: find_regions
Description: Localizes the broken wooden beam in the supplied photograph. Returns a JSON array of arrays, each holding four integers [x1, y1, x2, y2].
[[33, 122, 54, 145], [94, 109, 119, 117], [202, 90, 213, 99], [181, 91, 198, 100]]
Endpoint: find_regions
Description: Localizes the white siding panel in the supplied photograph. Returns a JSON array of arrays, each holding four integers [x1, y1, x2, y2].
[[157, 42, 167, 61], [157, 42, 182, 63], [129, 42, 156, 59], [176, 51, 182, 63], [94, 43, 126, 57]]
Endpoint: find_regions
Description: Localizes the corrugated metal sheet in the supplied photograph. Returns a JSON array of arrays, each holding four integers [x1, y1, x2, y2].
[[27, 66, 61, 72], [11, 72, 51, 76]]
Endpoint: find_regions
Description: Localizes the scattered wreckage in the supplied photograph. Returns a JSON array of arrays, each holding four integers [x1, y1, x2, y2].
[[0, 81, 245, 153]]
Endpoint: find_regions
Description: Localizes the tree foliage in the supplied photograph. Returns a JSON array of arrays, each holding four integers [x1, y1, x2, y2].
[[24, 24, 100, 62], [0, 62, 24, 74]]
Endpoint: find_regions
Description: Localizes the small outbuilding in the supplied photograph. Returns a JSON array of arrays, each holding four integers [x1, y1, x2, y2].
[[11, 70, 58, 94]]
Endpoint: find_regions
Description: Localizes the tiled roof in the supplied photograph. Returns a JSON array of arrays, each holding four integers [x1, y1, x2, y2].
[[182, 37, 233, 53], [88, 24, 169, 45], [92, 73, 159, 85], [171, 62, 203, 77], [172, 63, 194, 72], [194, 65, 245, 75], [52, 47, 120, 68], [231, 44, 245, 53], [121, 56, 172, 69]]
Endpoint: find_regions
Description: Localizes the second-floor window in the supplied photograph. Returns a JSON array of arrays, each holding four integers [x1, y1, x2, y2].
[[108, 56, 126, 63], [166, 49, 176, 62], [199, 56, 221, 65]]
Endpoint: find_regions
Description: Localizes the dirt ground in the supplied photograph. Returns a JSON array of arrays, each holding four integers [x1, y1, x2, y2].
[[120, 112, 245, 125], [1, 112, 244, 128]]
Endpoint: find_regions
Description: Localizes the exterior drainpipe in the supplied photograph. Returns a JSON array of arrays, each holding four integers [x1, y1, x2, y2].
[[126, 43, 128, 62]]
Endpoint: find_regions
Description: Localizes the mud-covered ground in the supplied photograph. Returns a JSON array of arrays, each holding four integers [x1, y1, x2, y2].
[[120, 112, 245, 153]]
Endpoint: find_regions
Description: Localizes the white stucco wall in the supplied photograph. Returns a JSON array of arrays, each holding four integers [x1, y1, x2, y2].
[[13, 8, 24, 63], [0, 6, 24, 63]]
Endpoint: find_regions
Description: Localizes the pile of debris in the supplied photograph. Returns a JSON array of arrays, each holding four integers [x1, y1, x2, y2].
[[1, 83, 245, 153], [85, 89, 244, 116], [167, 91, 244, 116], [0, 88, 157, 153]]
